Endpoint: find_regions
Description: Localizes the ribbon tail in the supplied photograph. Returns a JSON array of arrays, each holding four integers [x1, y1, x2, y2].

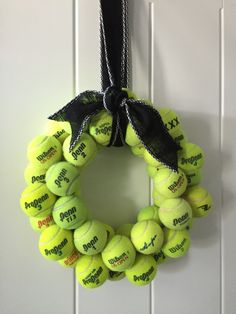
[[48, 90, 104, 150], [125, 100, 181, 171]]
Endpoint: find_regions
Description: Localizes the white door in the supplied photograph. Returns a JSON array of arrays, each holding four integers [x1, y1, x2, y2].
[[1, 1, 235, 313]]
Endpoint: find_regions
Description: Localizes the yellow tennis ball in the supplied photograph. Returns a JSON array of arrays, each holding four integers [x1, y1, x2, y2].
[[46, 161, 80, 196], [131, 144, 145, 157], [102, 235, 136, 272], [170, 128, 188, 146], [74, 220, 107, 255], [38, 225, 74, 261], [143, 150, 162, 167], [159, 108, 182, 135], [183, 186, 213, 217], [125, 124, 140, 147], [116, 223, 134, 238], [24, 164, 47, 185], [58, 248, 81, 268], [125, 254, 157, 286], [178, 142, 204, 172], [76, 254, 108, 289], [20, 183, 56, 217], [108, 270, 125, 281], [29, 213, 55, 233], [103, 223, 115, 241], [184, 169, 202, 187], [152, 189, 167, 207], [53, 195, 89, 229], [162, 228, 190, 258], [153, 168, 187, 198], [159, 198, 192, 230], [27, 135, 62, 169], [146, 165, 159, 178], [89, 110, 112, 145], [137, 205, 161, 224], [153, 250, 168, 264], [131, 220, 164, 254], [63, 133, 97, 167], [45, 120, 69, 143]]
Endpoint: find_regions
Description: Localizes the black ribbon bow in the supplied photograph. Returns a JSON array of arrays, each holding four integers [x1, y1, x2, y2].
[[48, 0, 180, 171]]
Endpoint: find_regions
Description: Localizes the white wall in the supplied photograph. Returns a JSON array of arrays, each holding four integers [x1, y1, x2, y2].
[[1, 0, 235, 313]]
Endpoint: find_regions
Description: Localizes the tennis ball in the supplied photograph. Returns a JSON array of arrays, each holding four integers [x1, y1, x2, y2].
[[153, 250, 167, 264], [183, 186, 213, 217], [108, 270, 125, 281], [89, 110, 112, 145], [103, 223, 115, 241], [137, 205, 161, 224], [58, 248, 81, 268], [20, 183, 56, 217], [45, 120, 69, 143], [152, 189, 167, 207], [131, 144, 145, 157], [143, 149, 165, 168], [162, 228, 190, 258], [153, 168, 187, 198], [53, 195, 89, 229], [131, 220, 164, 254], [159, 198, 192, 230], [178, 142, 204, 172], [125, 254, 157, 286], [74, 220, 107, 255], [38, 225, 74, 261], [29, 213, 55, 232], [116, 224, 134, 238], [146, 165, 159, 178], [159, 108, 182, 135], [102, 235, 136, 272], [24, 164, 47, 185], [170, 128, 188, 146], [125, 124, 140, 147], [46, 161, 80, 196], [27, 135, 62, 169], [185, 169, 202, 187], [122, 88, 137, 99], [76, 254, 108, 288], [63, 133, 97, 167]]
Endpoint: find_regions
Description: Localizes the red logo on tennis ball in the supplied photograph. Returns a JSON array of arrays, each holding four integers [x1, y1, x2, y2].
[[38, 215, 54, 229]]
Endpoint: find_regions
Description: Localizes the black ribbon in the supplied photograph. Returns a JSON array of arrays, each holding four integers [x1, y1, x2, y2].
[[48, 0, 180, 171]]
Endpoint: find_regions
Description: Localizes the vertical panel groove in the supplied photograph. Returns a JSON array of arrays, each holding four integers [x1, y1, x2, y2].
[[219, 6, 225, 314], [148, 2, 155, 314], [73, 0, 79, 313]]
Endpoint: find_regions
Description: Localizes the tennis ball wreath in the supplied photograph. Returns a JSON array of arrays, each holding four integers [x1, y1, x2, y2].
[[20, 95, 213, 288]]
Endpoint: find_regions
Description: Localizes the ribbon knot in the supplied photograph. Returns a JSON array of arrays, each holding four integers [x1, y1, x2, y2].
[[103, 86, 128, 114]]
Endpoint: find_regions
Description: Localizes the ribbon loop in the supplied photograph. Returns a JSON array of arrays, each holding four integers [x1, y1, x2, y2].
[[103, 86, 128, 114]]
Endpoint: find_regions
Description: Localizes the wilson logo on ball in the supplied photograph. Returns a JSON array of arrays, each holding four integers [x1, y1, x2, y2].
[[168, 174, 185, 193], [108, 253, 129, 267], [169, 238, 187, 253], [36, 147, 57, 163]]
